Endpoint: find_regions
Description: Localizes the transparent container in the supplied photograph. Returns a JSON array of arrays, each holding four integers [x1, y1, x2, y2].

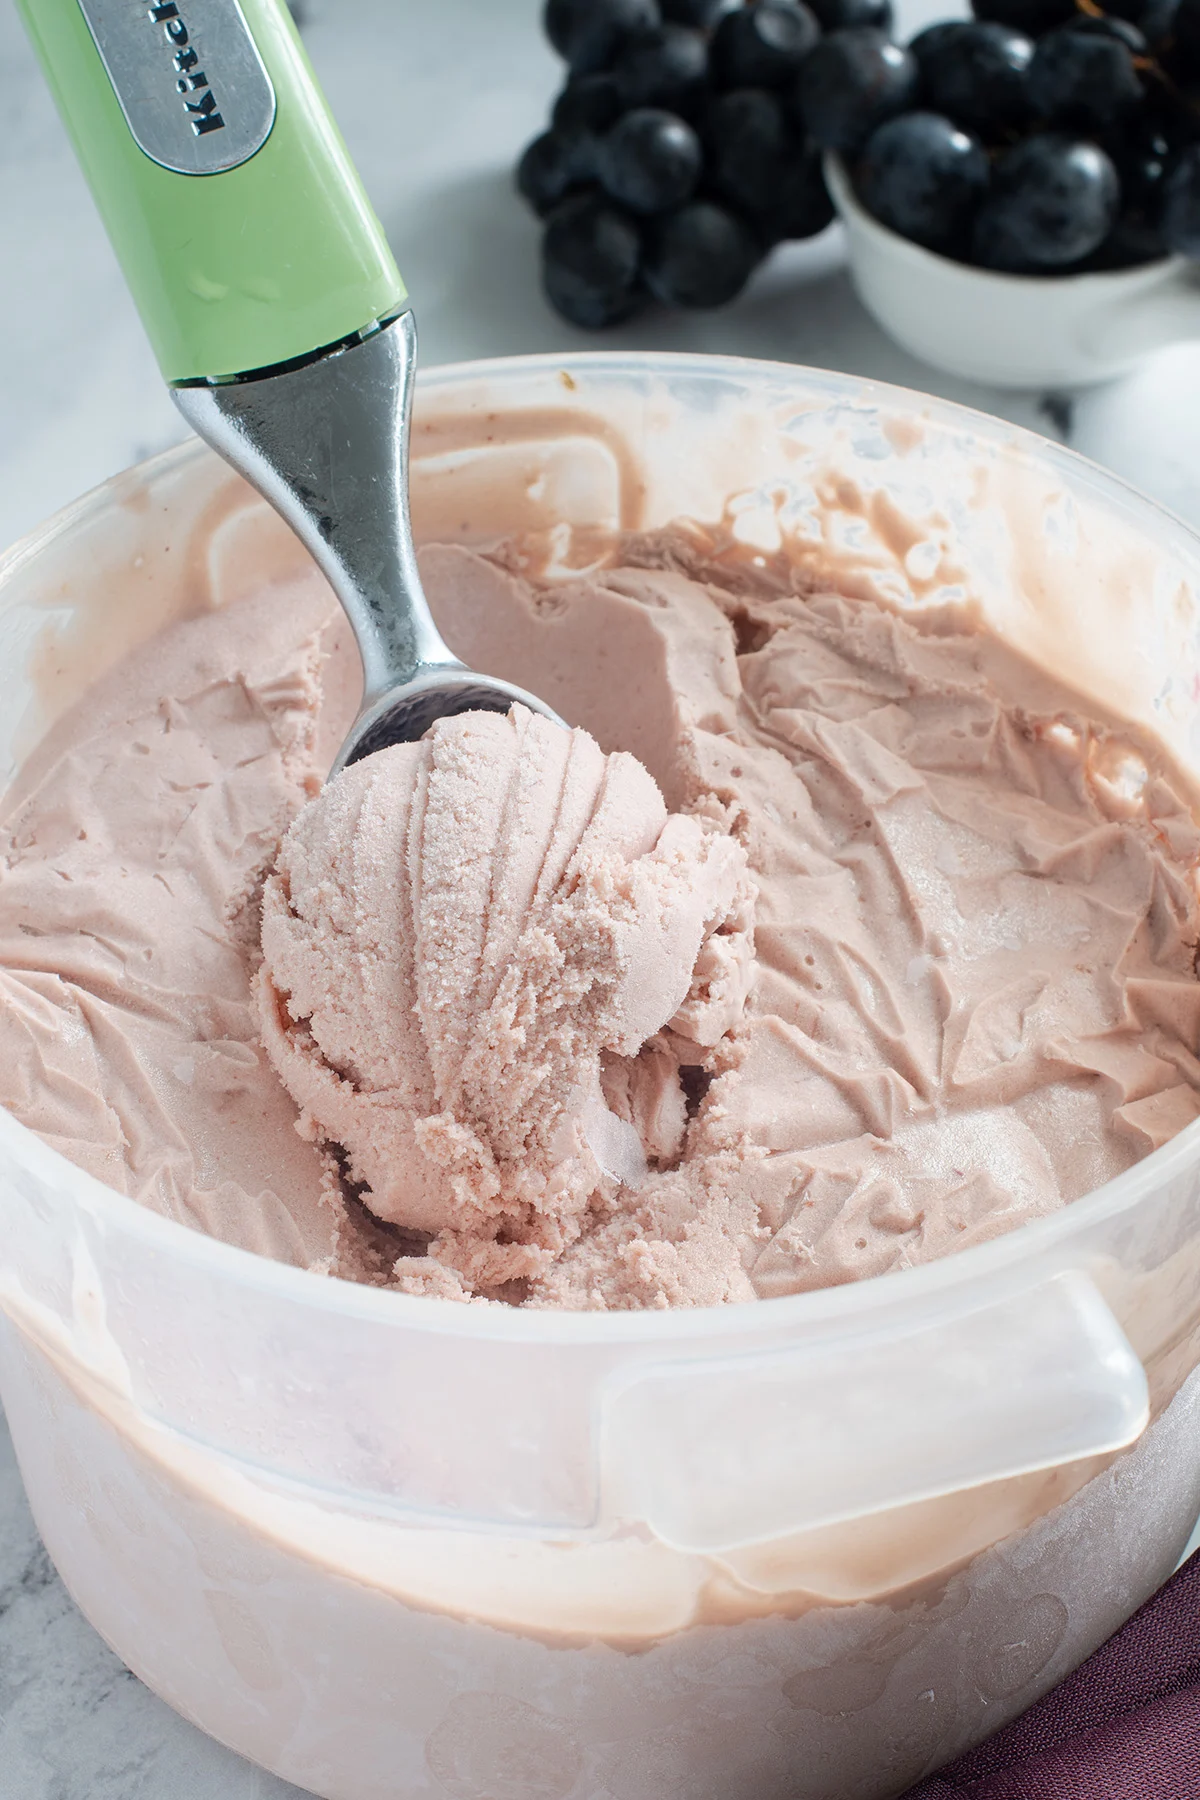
[[3, 353, 1200, 1800]]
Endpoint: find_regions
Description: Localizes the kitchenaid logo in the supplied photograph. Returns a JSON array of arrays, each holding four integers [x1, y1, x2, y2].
[[79, 0, 276, 176], [144, 1, 225, 136]]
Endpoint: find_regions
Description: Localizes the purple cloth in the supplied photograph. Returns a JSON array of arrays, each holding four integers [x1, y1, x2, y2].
[[903, 1550, 1200, 1799]]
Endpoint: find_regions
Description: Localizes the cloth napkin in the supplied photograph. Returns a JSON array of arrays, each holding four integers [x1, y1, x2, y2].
[[903, 1549, 1200, 1799]]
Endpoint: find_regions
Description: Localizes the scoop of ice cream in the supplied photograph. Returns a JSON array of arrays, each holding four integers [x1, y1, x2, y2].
[[256, 705, 754, 1295]]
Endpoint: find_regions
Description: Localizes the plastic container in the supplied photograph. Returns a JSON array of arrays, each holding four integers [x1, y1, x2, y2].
[[3, 353, 1200, 1800]]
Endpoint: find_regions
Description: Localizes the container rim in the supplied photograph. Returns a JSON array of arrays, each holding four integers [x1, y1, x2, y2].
[[4, 345, 1200, 1348]]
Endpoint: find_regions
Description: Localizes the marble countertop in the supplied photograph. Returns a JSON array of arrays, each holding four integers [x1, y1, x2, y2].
[[4, 0, 1200, 1793]]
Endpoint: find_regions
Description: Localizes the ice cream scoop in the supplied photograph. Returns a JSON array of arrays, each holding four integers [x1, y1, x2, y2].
[[174, 307, 561, 773], [256, 704, 754, 1298], [18, 0, 559, 772]]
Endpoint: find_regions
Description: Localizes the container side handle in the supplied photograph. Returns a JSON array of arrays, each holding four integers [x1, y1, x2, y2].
[[601, 1271, 1149, 1554]]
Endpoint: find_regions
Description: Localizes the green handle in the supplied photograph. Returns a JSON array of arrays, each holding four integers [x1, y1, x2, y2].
[[17, 0, 407, 383]]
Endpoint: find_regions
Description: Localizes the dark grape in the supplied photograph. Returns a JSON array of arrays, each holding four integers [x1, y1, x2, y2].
[[711, 0, 822, 90], [517, 132, 591, 216], [660, 0, 730, 21], [543, 259, 645, 326], [760, 144, 836, 239], [1089, 216, 1167, 267], [644, 199, 763, 304], [909, 21, 965, 60], [969, 0, 1074, 31], [972, 134, 1119, 269], [1163, 143, 1200, 255], [857, 111, 990, 250], [543, 0, 661, 73], [703, 88, 832, 234], [552, 74, 624, 138], [1108, 0, 1177, 48], [1176, 0, 1200, 69], [1148, 78, 1200, 147], [597, 108, 703, 212], [915, 23, 1033, 140], [1028, 27, 1143, 133], [612, 24, 710, 111], [795, 30, 919, 154], [704, 88, 795, 213], [809, 0, 893, 30], [1100, 116, 1173, 263], [541, 193, 644, 326], [1066, 15, 1147, 53]]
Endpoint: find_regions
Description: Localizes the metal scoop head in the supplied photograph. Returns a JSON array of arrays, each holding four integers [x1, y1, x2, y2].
[[174, 308, 562, 779]]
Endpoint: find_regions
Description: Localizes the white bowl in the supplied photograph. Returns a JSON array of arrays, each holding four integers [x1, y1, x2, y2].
[[826, 153, 1200, 389]]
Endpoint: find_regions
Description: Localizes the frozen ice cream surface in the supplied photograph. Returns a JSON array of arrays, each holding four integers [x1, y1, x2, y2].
[[256, 706, 753, 1299], [3, 521, 1200, 1308]]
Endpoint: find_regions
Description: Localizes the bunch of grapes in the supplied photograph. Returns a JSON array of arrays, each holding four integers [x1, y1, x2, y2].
[[856, 0, 1200, 272], [520, 0, 852, 325], [518, 0, 1200, 329]]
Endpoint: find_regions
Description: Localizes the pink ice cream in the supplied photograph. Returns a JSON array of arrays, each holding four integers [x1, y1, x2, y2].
[[255, 705, 753, 1298], [2, 523, 1200, 1308]]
